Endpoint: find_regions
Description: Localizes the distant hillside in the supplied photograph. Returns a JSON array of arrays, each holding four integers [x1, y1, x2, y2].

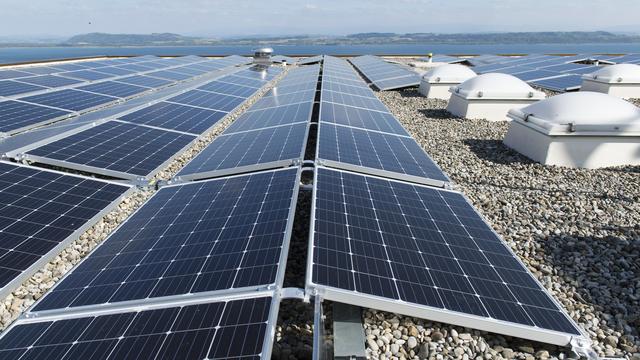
[[64, 32, 207, 46]]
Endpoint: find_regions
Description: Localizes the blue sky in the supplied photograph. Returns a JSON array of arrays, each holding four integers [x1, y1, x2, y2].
[[2, 0, 640, 38]]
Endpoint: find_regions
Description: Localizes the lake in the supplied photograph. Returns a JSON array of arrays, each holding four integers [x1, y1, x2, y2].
[[1, 43, 640, 64]]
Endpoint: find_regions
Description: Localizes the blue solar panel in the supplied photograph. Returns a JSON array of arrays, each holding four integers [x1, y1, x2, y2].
[[32, 168, 298, 311], [320, 101, 409, 136], [225, 101, 313, 134], [531, 74, 583, 92], [317, 123, 449, 185], [321, 90, 388, 112], [0, 80, 46, 97], [512, 70, 561, 82], [218, 75, 266, 88], [0, 162, 129, 297], [178, 123, 308, 179], [350, 56, 421, 90], [119, 102, 226, 134], [2, 296, 275, 359], [147, 70, 193, 81], [0, 69, 34, 80], [322, 81, 375, 98], [91, 66, 136, 76], [14, 75, 82, 88], [62, 70, 113, 81], [16, 66, 61, 75], [0, 101, 71, 134], [26, 121, 195, 178], [167, 90, 245, 112], [114, 75, 172, 89], [198, 81, 258, 98], [309, 167, 583, 339], [22, 89, 118, 112], [77, 81, 148, 99]]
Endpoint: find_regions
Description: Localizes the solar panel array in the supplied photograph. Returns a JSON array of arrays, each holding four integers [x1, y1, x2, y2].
[[318, 56, 449, 187], [17, 66, 280, 180], [0, 55, 249, 136], [350, 55, 421, 90], [177, 64, 319, 180], [0, 162, 130, 299]]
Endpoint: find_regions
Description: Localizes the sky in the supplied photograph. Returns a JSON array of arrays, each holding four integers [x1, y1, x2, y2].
[[1, 0, 640, 39]]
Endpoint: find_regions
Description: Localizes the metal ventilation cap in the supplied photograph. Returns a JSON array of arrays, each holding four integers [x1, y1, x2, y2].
[[582, 64, 640, 84], [508, 91, 640, 134], [449, 73, 546, 100], [422, 64, 476, 84]]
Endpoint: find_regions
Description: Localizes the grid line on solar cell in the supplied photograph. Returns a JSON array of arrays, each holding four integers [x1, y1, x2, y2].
[[226, 101, 313, 134], [32, 168, 298, 311], [320, 101, 409, 136], [317, 123, 448, 184], [26, 121, 196, 178], [310, 168, 583, 338], [1, 296, 273, 359], [0, 101, 72, 134], [178, 124, 308, 179], [0, 162, 129, 296], [21, 89, 118, 112], [118, 102, 226, 135], [166, 89, 245, 112]]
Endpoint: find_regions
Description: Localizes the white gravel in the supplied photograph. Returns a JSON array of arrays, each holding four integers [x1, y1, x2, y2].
[[364, 89, 640, 360]]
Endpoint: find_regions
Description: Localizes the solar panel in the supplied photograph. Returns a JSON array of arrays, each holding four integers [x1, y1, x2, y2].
[[251, 89, 317, 111], [530, 74, 583, 92], [146, 70, 194, 81], [14, 75, 82, 88], [225, 101, 313, 134], [0, 162, 129, 298], [76, 81, 149, 99], [166, 90, 245, 112], [218, 75, 265, 88], [0, 80, 46, 97], [178, 123, 308, 180], [317, 123, 449, 186], [32, 168, 298, 311], [321, 90, 388, 112], [0, 69, 34, 80], [350, 55, 421, 90], [21, 89, 118, 112], [49, 63, 88, 72], [320, 101, 409, 136], [198, 81, 261, 98], [0, 100, 72, 135], [322, 81, 375, 98], [16, 66, 60, 75], [298, 55, 324, 65], [374, 75, 424, 91], [118, 102, 226, 135], [114, 75, 172, 89], [512, 70, 561, 82], [91, 66, 136, 76], [62, 70, 113, 81], [308, 167, 585, 345], [1, 295, 276, 359], [25, 121, 196, 179]]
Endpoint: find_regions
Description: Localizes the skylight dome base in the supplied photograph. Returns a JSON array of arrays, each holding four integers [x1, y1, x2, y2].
[[581, 64, 640, 98], [504, 92, 640, 168], [446, 73, 545, 121], [418, 64, 477, 100]]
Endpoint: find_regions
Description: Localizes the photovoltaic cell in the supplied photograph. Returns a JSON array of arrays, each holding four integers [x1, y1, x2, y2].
[[530, 74, 583, 92], [0, 100, 71, 134], [114, 75, 172, 89], [310, 168, 583, 338], [0, 80, 46, 97], [250, 90, 316, 111], [14, 75, 83, 88], [321, 90, 389, 112], [198, 81, 258, 98], [62, 70, 113, 81], [77, 81, 149, 99], [178, 123, 307, 179], [118, 102, 226, 134], [0, 162, 128, 296], [1, 296, 274, 359], [26, 121, 195, 178], [32, 168, 298, 311], [225, 101, 313, 134], [320, 101, 409, 136], [317, 123, 449, 184], [0, 70, 34, 80], [147, 70, 194, 81], [21, 89, 118, 112], [350, 55, 421, 90], [166, 90, 245, 112]]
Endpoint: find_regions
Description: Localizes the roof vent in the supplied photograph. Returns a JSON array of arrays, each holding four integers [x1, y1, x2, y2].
[[504, 92, 640, 168], [581, 64, 640, 98], [418, 65, 476, 100], [253, 48, 273, 66], [446, 73, 545, 121]]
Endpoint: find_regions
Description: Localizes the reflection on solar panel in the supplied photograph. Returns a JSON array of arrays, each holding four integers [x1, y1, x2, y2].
[[119, 102, 226, 135], [62, 70, 112, 81], [511, 70, 560, 82], [321, 90, 388, 112], [198, 81, 259, 98], [26, 121, 196, 179], [22, 89, 118, 112], [0, 162, 129, 298], [14, 75, 82, 88], [114, 75, 172, 88], [320, 101, 409, 136], [167, 90, 245, 112], [147, 70, 193, 81], [226, 101, 313, 134], [77, 81, 148, 99], [322, 81, 375, 98], [218, 74, 266, 88], [317, 123, 448, 186], [1, 296, 275, 359], [308, 167, 584, 345], [33, 168, 298, 311], [298, 55, 323, 65], [178, 123, 308, 180], [92, 66, 136, 76], [0, 80, 46, 97], [0, 100, 72, 134], [251, 90, 316, 111], [531, 74, 583, 92], [350, 55, 421, 90]]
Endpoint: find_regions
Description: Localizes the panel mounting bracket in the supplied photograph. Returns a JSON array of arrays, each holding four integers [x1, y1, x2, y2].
[[570, 337, 599, 360], [280, 287, 306, 301]]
